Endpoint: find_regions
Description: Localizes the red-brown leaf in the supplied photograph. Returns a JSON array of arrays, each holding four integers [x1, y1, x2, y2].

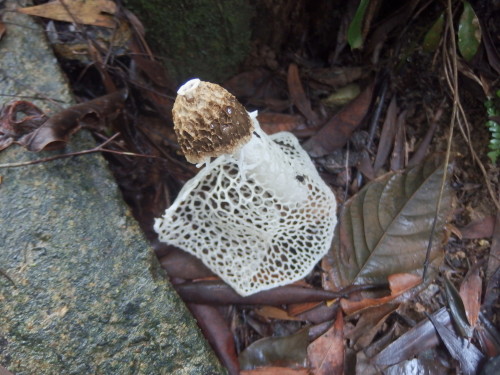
[[287, 63, 319, 124], [303, 83, 374, 156], [174, 280, 341, 305], [187, 304, 239, 375], [307, 309, 344, 375], [459, 215, 495, 239], [459, 263, 482, 328], [340, 273, 421, 316], [23, 90, 127, 151], [373, 96, 398, 172]]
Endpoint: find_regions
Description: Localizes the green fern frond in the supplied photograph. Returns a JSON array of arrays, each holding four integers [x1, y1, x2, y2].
[[485, 93, 500, 164]]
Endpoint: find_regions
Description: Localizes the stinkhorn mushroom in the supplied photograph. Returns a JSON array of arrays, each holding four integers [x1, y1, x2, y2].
[[154, 79, 337, 296]]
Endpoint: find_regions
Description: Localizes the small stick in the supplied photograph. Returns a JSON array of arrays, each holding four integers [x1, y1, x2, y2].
[[0, 133, 164, 169]]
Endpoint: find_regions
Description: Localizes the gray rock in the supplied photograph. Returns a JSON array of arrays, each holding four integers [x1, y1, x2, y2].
[[0, 3, 224, 374]]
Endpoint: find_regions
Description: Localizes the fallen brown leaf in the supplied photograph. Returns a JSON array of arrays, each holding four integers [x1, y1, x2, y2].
[[187, 304, 239, 375], [459, 215, 495, 239], [287, 63, 319, 125], [18, 0, 117, 28], [0, 101, 47, 151], [303, 83, 374, 156], [255, 306, 301, 321], [24, 90, 127, 152], [373, 96, 398, 173], [459, 263, 482, 328], [340, 273, 421, 315], [345, 303, 398, 349], [372, 307, 452, 367], [175, 280, 341, 306], [307, 309, 344, 375]]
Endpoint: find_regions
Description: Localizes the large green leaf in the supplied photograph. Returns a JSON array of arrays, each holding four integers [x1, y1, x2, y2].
[[347, 0, 370, 50], [458, 1, 481, 62], [327, 156, 453, 288]]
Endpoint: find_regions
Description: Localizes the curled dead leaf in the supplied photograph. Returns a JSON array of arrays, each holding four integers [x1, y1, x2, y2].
[[24, 90, 127, 152], [18, 0, 117, 28]]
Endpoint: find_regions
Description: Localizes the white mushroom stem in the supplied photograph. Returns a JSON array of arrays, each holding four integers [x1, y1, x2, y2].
[[234, 112, 309, 205]]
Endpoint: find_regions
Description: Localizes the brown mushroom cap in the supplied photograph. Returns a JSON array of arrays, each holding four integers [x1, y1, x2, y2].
[[172, 79, 254, 164]]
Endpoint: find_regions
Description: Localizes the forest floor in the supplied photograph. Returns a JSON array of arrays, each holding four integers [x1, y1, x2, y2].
[[1, 0, 499, 374]]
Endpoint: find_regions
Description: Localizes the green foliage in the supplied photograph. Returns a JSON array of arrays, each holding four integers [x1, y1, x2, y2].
[[458, 1, 481, 61], [423, 13, 444, 53], [421, 1, 481, 61], [485, 91, 500, 164], [347, 0, 370, 50]]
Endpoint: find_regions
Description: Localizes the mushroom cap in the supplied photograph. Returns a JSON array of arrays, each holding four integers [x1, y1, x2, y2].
[[172, 79, 254, 164]]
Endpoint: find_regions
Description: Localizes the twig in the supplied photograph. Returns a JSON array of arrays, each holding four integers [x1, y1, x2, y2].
[[423, 0, 457, 280], [0, 133, 164, 169]]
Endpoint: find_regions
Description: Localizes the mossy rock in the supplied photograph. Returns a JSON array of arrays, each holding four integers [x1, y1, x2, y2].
[[124, 0, 252, 85]]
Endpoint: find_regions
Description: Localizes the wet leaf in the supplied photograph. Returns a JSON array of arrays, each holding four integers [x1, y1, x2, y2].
[[293, 303, 338, 325], [423, 13, 444, 52], [444, 276, 474, 339], [427, 311, 485, 375], [458, 1, 481, 62], [187, 304, 239, 375], [345, 303, 398, 349], [255, 306, 301, 321], [459, 263, 482, 328], [23, 90, 127, 152], [18, 0, 117, 28], [347, 0, 370, 49], [159, 248, 214, 280], [307, 310, 344, 375], [174, 280, 341, 306], [372, 307, 452, 366], [327, 155, 453, 289], [287, 63, 319, 124], [340, 273, 421, 315], [239, 327, 309, 370], [303, 83, 374, 157]]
